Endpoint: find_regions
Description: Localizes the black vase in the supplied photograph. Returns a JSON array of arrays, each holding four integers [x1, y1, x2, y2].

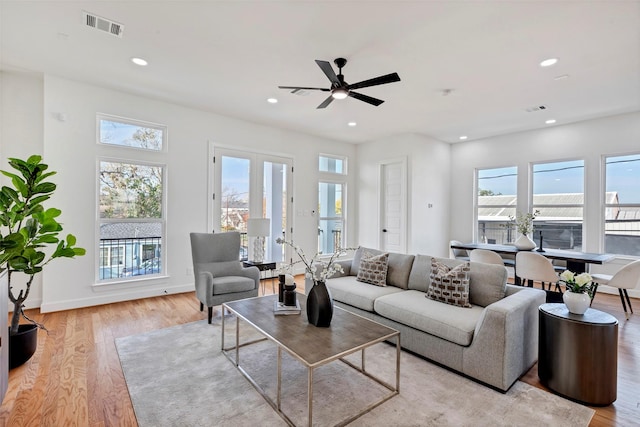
[[306, 280, 333, 327]]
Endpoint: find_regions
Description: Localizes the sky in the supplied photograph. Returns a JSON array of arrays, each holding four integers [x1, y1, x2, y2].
[[479, 156, 640, 203]]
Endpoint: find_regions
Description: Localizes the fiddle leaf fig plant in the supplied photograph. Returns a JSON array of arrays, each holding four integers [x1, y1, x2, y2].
[[0, 155, 85, 335]]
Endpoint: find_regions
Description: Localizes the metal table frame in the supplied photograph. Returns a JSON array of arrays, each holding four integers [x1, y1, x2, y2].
[[221, 297, 400, 427]]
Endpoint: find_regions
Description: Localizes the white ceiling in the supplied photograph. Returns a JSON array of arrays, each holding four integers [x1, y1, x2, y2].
[[1, 1, 639, 144]]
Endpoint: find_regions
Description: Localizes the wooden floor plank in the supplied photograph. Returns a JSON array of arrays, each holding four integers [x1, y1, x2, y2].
[[0, 279, 637, 426]]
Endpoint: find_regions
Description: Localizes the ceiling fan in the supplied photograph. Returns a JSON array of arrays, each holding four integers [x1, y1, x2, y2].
[[278, 58, 401, 109]]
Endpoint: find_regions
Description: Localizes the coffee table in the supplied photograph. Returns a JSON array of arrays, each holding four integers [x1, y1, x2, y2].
[[222, 294, 400, 427]]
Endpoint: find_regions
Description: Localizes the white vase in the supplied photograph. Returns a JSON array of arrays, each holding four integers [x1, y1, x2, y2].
[[514, 234, 536, 251], [563, 291, 590, 315]]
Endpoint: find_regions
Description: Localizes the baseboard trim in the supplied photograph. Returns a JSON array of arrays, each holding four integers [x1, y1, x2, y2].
[[40, 284, 193, 313]]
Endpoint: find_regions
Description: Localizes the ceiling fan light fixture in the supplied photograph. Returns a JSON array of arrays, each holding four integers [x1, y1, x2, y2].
[[332, 88, 349, 100]]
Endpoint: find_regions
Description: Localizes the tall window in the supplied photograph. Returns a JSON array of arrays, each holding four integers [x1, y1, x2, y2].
[[97, 115, 166, 282], [318, 155, 346, 254], [476, 166, 517, 244], [604, 153, 640, 256], [532, 160, 584, 250]]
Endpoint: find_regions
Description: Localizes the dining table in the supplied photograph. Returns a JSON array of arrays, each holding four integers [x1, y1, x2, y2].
[[449, 242, 614, 274]]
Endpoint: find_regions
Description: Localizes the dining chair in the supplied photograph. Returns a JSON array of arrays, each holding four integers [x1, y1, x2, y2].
[[515, 252, 562, 300], [450, 240, 470, 261], [470, 249, 504, 265], [591, 260, 640, 319]]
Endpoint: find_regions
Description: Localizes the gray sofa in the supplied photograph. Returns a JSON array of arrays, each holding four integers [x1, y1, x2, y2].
[[306, 247, 545, 392]]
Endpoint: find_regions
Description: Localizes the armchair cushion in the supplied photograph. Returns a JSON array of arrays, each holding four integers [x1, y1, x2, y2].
[[212, 276, 256, 295]]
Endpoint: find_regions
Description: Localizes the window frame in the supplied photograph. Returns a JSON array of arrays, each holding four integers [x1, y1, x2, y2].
[[602, 152, 640, 257], [317, 153, 348, 255], [319, 154, 347, 175], [474, 165, 518, 244], [531, 158, 586, 251], [96, 112, 168, 284], [96, 113, 168, 153]]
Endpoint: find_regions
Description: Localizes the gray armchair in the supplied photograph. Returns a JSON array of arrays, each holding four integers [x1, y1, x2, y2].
[[190, 232, 260, 323]]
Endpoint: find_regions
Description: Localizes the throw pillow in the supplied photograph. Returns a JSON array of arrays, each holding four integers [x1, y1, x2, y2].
[[427, 258, 472, 308], [356, 252, 389, 287]]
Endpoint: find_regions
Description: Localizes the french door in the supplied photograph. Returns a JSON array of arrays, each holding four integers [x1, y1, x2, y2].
[[210, 146, 292, 264]]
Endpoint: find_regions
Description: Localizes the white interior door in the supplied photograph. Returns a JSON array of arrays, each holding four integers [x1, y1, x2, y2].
[[380, 159, 407, 253]]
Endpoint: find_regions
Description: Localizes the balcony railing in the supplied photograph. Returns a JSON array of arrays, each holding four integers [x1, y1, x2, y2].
[[99, 237, 161, 280]]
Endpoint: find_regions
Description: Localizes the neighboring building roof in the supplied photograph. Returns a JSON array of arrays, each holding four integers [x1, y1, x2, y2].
[[100, 222, 161, 239], [478, 192, 637, 221]]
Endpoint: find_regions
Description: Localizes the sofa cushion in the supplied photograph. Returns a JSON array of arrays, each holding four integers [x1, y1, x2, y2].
[[408, 255, 507, 307], [467, 261, 508, 307], [387, 253, 415, 289], [427, 259, 472, 308], [407, 254, 433, 292], [374, 290, 484, 346], [351, 247, 415, 289], [325, 275, 404, 312], [356, 252, 389, 286], [351, 247, 382, 276]]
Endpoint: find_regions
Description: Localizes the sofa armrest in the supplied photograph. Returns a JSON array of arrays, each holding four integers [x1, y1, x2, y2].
[[462, 286, 546, 391]]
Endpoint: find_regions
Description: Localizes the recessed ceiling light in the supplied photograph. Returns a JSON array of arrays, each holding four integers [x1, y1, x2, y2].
[[267, 98, 278, 104], [347, 122, 357, 127], [545, 119, 556, 124], [131, 57, 148, 66], [459, 136, 468, 140], [540, 58, 558, 67]]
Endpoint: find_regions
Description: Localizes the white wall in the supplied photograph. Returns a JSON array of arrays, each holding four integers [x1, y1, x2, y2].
[[0, 71, 46, 307], [2, 72, 356, 312], [356, 133, 451, 257], [449, 111, 640, 297]]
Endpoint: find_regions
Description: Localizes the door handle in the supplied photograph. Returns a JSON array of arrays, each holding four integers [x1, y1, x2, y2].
[[382, 229, 388, 232]]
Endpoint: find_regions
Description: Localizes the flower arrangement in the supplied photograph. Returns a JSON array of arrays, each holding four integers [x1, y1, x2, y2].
[[559, 270, 595, 297], [275, 237, 357, 283], [505, 210, 540, 236]]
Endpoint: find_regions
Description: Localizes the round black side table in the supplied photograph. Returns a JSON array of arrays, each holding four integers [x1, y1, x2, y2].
[[538, 303, 618, 406]]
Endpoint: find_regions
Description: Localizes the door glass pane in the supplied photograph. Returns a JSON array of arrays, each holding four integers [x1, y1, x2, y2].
[[220, 156, 250, 257], [318, 182, 344, 254], [263, 160, 287, 262]]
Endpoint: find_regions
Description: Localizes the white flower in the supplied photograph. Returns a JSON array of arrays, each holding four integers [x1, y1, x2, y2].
[[560, 270, 575, 282], [575, 272, 592, 286]]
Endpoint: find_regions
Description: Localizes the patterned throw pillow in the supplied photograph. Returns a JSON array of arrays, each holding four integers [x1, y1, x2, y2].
[[356, 252, 389, 287], [427, 259, 472, 308]]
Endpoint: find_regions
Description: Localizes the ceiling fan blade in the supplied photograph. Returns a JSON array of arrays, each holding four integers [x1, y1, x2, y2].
[[348, 72, 401, 90], [278, 86, 330, 91], [317, 95, 335, 109], [315, 60, 340, 86], [349, 91, 384, 106]]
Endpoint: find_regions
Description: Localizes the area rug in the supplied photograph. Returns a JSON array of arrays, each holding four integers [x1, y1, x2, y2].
[[116, 319, 595, 427]]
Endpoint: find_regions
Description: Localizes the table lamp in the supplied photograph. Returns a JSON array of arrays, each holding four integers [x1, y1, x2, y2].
[[247, 218, 270, 263]]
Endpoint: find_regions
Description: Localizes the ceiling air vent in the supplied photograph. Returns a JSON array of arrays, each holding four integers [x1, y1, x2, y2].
[[525, 105, 547, 113], [82, 11, 124, 38]]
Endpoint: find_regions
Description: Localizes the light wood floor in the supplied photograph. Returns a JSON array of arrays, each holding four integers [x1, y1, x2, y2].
[[0, 279, 638, 426]]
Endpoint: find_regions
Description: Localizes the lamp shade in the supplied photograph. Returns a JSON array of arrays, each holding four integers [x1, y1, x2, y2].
[[247, 218, 270, 237]]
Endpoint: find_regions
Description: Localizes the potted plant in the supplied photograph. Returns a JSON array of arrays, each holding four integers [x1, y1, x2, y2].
[[506, 210, 540, 250], [0, 155, 85, 368], [559, 270, 595, 315]]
